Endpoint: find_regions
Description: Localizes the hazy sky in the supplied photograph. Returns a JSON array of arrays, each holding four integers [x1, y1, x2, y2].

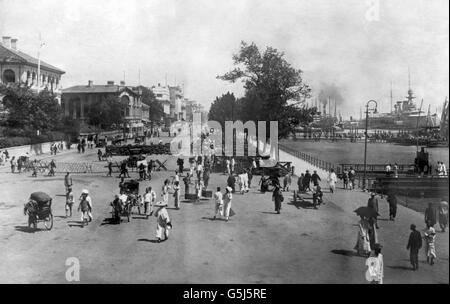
[[1, 0, 448, 118]]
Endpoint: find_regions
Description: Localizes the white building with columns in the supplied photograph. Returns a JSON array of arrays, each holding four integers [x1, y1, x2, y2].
[[0, 36, 65, 101]]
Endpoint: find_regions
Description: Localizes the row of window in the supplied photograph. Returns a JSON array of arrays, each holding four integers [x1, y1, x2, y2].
[[2, 69, 59, 86]]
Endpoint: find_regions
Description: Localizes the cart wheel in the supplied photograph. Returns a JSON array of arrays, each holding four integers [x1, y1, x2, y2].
[[44, 214, 53, 230]]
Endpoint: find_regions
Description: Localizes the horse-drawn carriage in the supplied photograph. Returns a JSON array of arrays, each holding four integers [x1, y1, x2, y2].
[[111, 180, 142, 223], [23, 192, 53, 230]]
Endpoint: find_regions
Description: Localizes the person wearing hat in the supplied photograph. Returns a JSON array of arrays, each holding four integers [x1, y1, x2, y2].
[[367, 193, 379, 229], [424, 225, 437, 265], [272, 184, 284, 214], [143, 187, 156, 218], [387, 192, 398, 221], [223, 187, 233, 222], [303, 170, 312, 191], [154, 201, 171, 242], [65, 187, 74, 218], [366, 243, 383, 284], [78, 189, 93, 225], [407, 224, 422, 270]]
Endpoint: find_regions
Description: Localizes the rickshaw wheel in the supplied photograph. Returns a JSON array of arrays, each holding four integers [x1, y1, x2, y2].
[[44, 213, 53, 230]]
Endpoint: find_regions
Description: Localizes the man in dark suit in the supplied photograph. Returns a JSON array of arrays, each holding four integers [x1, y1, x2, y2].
[[407, 224, 422, 270], [367, 193, 379, 229]]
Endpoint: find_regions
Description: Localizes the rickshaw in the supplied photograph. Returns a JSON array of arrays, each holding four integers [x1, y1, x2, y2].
[[23, 192, 53, 230], [114, 180, 142, 221]]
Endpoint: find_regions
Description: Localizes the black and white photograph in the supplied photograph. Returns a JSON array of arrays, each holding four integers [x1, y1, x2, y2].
[[0, 0, 448, 287]]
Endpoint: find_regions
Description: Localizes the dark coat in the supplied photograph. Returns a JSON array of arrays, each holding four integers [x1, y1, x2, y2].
[[425, 206, 437, 226], [407, 230, 422, 252], [311, 173, 321, 185], [368, 197, 379, 213]]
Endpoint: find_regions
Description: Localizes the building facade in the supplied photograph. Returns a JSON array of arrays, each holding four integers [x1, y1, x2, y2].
[[0, 36, 65, 100], [62, 81, 149, 137]]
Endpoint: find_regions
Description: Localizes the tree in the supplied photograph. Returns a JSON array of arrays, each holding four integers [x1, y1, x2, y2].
[[217, 41, 312, 138], [138, 86, 164, 134], [0, 84, 62, 134], [208, 92, 240, 127], [87, 96, 126, 130]]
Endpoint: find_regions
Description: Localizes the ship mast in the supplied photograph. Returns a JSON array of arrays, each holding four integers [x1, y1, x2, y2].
[[390, 81, 393, 114], [415, 98, 423, 152]]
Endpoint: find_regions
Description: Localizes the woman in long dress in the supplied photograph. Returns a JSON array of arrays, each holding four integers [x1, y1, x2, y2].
[[355, 216, 371, 256], [223, 186, 233, 222], [154, 201, 171, 243], [173, 181, 180, 209]]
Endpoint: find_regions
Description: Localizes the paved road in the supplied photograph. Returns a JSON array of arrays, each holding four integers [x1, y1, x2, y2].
[[0, 146, 448, 283]]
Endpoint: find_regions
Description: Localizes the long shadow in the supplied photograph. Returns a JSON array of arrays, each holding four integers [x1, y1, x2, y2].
[[201, 216, 227, 222], [100, 218, 121, 226], [331, 249, 362, 257], [54, 215, 67, 219], [287, 200, 315, 209], [14, 226, 38, 233], [137, 238, 160, 243], [67, 220, 86, 228], [261, 211, 279, 215], [387, 265, 414, 271], [132, 216, 149, 220]]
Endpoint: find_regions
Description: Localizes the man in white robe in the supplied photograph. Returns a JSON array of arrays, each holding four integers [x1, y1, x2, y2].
[[154, 201, 171, 242]]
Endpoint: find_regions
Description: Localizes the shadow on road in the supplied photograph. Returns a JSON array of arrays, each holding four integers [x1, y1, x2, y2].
[[331, 249, 361, 257], [67, 220, 86, 228], [387, 265, 413, 271], [100, 218, 120, 226], [14, 226, 38, 233], [137, 238, 160, 243], [261, 211, 279, 215], [201, 216, 227, 221], [287, 200, 316, 209]]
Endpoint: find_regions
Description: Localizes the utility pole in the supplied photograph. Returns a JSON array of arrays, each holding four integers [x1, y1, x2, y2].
[[37, 33, 45, 94]]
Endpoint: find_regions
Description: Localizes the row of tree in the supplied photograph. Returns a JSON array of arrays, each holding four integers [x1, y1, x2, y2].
[[209, 41, 317, 139]]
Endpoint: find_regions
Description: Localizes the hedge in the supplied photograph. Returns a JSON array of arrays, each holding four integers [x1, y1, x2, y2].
[[0, 133, 65, 149]]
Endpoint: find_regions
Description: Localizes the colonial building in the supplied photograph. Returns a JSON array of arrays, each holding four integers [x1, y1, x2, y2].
[[169, 85, 186, 121], [61, 80, 149, 137], [0, 36, 65, 100]]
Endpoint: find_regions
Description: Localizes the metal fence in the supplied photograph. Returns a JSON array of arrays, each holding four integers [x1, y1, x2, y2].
[[278, 144, 341, 174]]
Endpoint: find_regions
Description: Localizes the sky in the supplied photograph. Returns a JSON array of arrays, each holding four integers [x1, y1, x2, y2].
[[0, 0, 448, 118]]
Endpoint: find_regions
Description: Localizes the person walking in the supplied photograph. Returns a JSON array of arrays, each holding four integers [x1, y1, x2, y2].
[[213, 187, 223, 220], [173, 181, 181, 209], [230, 158, 235, 174], [272, 184, 284, 214], [97, 149, 103, 161], [161, 179, 170, 206], [119, 160, 130, 178], [387, 192, 398, 221], [297, 173, 305, 192], [107, 159, 113, 177], [78, 189, 93, 225], [154, 201, 172, 243], [64, 172, 73, 194], [342, 169, 349, 189], [348, 167, 356, 190], [225, 158, 231, 175], [223, 186, 233, 222], [143, 187, 156, 218], [424, 203, 437, 228], [311, 170, 321, 187], [366, 243, 384, 284], [203, 169, 210, 189], [407, 224, 423, 270], [247, 168, 253, 189], [10, 156, 16, 173], [355, 216, 371, 257], [367, 193, 379, 229], [283, 174, 292, 192], [65, 187, 74, 218], [227, 174, 236, 193], [424, 225, 437, 265], [327, 168, 337, 194], [48, 159, 56, 176], [303, 170, 312, 191], [438, 199, 449, 232]]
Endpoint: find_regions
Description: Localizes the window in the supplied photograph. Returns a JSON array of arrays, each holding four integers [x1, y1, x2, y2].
[[2, 69, 15, 83]]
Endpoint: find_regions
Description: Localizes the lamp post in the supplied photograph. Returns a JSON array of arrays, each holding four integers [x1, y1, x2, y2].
[[363, 100, 378, 190]]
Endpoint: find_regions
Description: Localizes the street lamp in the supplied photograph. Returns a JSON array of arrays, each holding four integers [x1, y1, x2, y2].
[[363, 100, 378, 190]]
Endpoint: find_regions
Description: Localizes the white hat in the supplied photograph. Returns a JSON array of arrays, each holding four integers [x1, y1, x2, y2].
[[154, 201, 168, 207], [226, 186, 232, 192], [82, 189, 89, 195]]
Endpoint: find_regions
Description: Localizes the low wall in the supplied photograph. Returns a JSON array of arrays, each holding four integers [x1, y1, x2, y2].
[[3, 141, 68, 159]]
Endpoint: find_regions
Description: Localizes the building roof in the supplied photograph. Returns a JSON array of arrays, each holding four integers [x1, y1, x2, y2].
[[0, 42, 65, 74], [62, 85, 139, 95]]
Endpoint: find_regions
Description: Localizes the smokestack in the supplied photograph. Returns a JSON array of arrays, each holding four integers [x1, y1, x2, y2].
[[88, 80, 93, 87], [10, 38, 17, 50], [2, 36, 11, 48]]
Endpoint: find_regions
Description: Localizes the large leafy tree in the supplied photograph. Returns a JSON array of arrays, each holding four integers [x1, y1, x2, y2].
[[87, 96, 126, 130], [217, 41, 312, 138], [208, 92, 241, 127], [138, 86, 164, 133], [0, 84, 62, 134]]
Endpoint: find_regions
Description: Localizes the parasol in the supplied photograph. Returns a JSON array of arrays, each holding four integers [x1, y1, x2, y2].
[[354, 206, 379, 219]]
